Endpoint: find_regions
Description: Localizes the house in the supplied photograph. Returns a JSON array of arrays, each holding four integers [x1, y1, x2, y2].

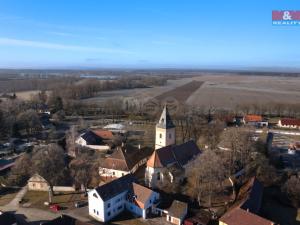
[[76, 129, 114, 151], [166, 200, 188, 225], [99, 144, 152, 179], [28, 174, 50, 191], [219, 207, 274, 225], [277, 118, 300, 129], [88, 174, 159, 223], [28, 174, 75, 192], [243, 115, 268, 127], [219, 177, 275, 225], [103, 124, 127, 134], [145, 106, 201, 187], [41, 214, 93, 225]]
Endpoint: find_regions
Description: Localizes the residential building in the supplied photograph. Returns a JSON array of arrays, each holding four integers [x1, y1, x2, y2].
[[88, 174, 159, 223], [243, 115, 268, 127], [28, 173, 50, 191], [76, 129, 113, 151], [166, 200, 188, 225], [219, 207, 274, 225], [219, 177, 275, 225], [99, 144, 152, 179], [277, 118, 300, 129]]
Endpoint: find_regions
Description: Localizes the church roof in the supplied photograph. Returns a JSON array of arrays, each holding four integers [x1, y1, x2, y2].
[[147, 140, 201, 168], [156, 105, 175, 129]]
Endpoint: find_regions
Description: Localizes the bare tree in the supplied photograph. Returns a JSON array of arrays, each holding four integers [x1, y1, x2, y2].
[[8, 153, 32, 186], [31, 144, 66, 200], [66, 126, 79, 157], [282, 175, 300, 208], [185, 150, 226, 207]]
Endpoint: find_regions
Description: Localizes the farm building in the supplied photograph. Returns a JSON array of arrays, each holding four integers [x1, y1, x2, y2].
[[277, 118, 300, 129], [243, 115, 268, 127]]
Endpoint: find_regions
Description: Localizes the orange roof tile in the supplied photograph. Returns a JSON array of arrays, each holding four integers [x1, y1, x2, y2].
[[244, 115, 263, 123]]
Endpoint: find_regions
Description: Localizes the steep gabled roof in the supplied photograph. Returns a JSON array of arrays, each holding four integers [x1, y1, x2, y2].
[[147, 140, 201, 168], [132, 182, 155, 209], [95, 174, 136, 201], [102, 145, 153, 171], [80, 130, 105, 145], [156, 105, 175, 129], [219, 207, 274, 225], [92, 129, 114, 140]]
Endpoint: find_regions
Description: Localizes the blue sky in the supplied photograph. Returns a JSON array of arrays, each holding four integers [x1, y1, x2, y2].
[[0, 0, 300, 69]]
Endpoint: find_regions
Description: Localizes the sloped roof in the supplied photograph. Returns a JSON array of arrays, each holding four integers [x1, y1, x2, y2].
[[238, 177, 263, 214], [102, 145, 153, 171], [168, 200, 188, 218], [95, 174, 136, 201], [92, 129, 114, 140], [132, 182, 155, 209], [156, 105, 175, 129], [80, 130, 105, 145], [219, 207, 273, 225], [280, 118, 300, 126], [147, 140, 201, 168], [244, 115, 263, 123]]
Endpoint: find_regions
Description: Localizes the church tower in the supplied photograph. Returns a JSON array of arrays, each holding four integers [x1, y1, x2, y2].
[[155, 105, 176, 150]]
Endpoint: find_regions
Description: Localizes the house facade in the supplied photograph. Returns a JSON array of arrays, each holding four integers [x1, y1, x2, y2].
[[277, 118, 300, 129], [145, 106, 201, 187], [88, 175, 159, 223], [166, 200, 188, 225], [28, 174, 50, 191]]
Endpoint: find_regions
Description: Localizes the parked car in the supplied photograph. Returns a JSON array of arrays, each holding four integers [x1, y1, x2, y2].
[[75, 201, 87, 208], [49, 204, 60, 212]]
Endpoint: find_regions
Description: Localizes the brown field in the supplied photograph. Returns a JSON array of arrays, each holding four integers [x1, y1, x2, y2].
[[83, 74, 300, 110]]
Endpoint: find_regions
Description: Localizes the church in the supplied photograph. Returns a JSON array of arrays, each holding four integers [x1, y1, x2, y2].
[[145, 105, 201, 187]]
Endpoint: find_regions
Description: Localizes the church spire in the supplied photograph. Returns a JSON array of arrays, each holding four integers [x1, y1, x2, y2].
[[156, 105, 175, 129]]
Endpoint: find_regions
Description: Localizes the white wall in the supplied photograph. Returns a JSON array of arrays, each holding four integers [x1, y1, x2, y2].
[[155, 127, 175, 150], [88, 190, 105, 222]]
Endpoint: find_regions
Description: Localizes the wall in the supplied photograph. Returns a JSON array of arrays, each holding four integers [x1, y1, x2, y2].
[[155, 127, 175, 150], [53, 186, 75, 192], [88, 190, 105, 222]]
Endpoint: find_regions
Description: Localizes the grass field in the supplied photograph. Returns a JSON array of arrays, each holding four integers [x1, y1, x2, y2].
[[22, 191, 87, 210]]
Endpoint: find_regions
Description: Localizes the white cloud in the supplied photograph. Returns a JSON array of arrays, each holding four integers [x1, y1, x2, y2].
[[0, 37, 134, 54]]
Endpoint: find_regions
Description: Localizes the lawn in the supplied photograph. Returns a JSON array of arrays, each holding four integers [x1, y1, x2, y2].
[[0, 187, 20, 206], [22, 190, 87, 210]]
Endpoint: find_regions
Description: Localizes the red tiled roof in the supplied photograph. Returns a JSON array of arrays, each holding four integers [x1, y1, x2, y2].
[[244, 115, 263, 123], [92, 129, 114, 139], [219, 207, 274, 225], [280, 118, 300, 126], [132, 183, 154, 209]]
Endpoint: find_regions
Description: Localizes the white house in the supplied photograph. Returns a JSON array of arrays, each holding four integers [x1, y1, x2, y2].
[[145, 106, 201, 187], [88, 174, 159, 223], [76, 130, 112, 151]]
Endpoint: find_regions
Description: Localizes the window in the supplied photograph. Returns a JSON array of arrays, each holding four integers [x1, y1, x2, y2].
[[118, 205, 122, 210], [150, 199, 152, 203], [113, 172, 115, 175], [94, 209, 96, 213], [107, 212, 111, 217], [159, 133, 162, 138], [108, 203, 111, 208], [93, 193, 98, 198], [97, 211, 99, 215], [169, 133, 172, 139], [122, 173, 124, 176], [157, 172, 160, 180]]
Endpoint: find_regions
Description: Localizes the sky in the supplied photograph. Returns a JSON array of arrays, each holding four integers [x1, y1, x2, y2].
[[0, 0, 300, 69]]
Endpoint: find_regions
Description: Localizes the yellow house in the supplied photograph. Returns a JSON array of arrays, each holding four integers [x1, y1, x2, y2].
[[28, 174, 50, 191]]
